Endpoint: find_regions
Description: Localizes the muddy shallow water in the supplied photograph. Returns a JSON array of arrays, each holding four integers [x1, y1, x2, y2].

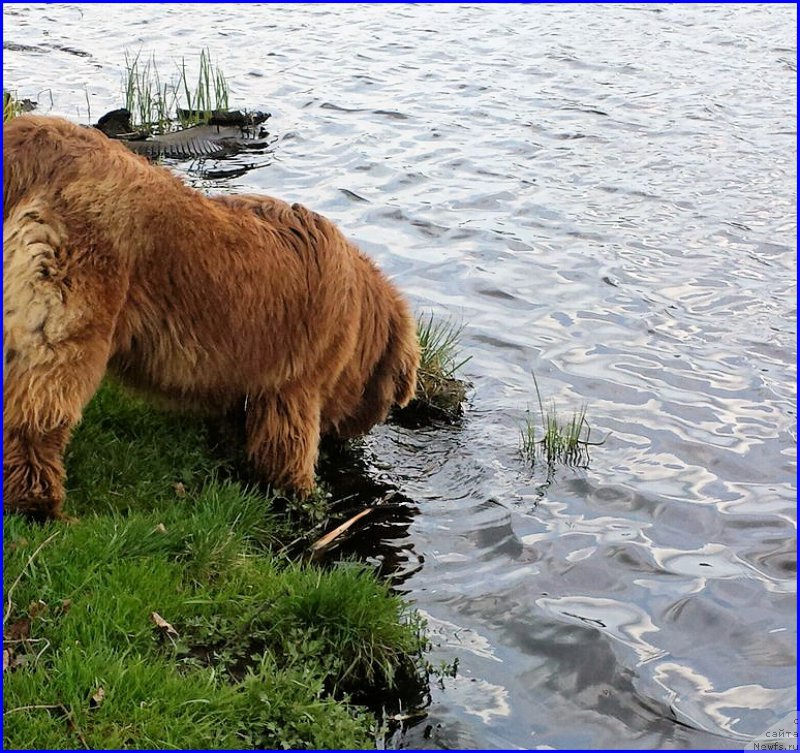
[[3, 3, 796, 749]]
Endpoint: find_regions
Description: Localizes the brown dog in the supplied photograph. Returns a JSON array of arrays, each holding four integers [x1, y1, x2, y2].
[[3, 115, 419, 520]]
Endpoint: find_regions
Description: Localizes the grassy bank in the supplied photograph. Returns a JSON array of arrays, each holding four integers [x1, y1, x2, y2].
[[3, 381, 426, 749]]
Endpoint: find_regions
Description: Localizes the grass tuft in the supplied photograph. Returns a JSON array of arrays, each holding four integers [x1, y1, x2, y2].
[[3, 91, 24, 122], [395, 314, 470, 424], [123, 48, 230, 135], [123, 51, 175, 135], [520, 372, 606, 473], [176, 48, 230, 128]]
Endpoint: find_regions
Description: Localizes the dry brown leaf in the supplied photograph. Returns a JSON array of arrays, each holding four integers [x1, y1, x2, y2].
[[3, 648, 10, 673], [150, 611, 178, 636], [60, 599, 73, 615], [153, 523, 167, 534], [89, 686, 105, 709], [172, 482, 186, 498], [27, 600, 48, 619], [7, 617, 31, 641]]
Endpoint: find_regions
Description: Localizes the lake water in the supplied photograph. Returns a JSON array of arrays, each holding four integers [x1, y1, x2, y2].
[[3, 3, 796, 749]]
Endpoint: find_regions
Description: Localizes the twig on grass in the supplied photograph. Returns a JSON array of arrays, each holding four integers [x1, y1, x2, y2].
[[4, 532, 60, 626]]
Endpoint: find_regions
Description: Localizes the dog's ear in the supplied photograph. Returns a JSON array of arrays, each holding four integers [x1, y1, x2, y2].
[[370, 300, 420, 411], [390, 310, 420, 409]]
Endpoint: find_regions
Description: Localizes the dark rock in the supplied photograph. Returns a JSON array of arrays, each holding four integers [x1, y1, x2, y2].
[[175, 108, 270, 127]]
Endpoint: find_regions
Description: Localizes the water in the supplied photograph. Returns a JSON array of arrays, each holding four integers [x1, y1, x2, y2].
[[3, 4, 796, 748]]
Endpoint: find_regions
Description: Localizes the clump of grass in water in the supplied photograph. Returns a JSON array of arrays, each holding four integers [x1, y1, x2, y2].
[[3, 91, 23, 122], [520, 372, 605, 471], [123, 48, 230, 135], [399, 314, 470, 422], [176, 47, 230, 128], [124, 50, 176, 135]]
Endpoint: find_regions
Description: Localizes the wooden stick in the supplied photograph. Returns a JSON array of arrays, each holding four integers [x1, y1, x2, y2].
[[310, 508, 374, 553], [4, 703, 67, 716], [4, 532, 60, 626]]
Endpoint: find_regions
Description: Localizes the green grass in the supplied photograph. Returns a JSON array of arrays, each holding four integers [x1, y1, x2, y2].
[[397, 315, 470, 424], [4, 381, 427, 749], [124, 51, 175, 135], [520, 372, 606, 473], [176, 48, 230, 128], [3, 91, 23, 122], [123, 48, 230, 135]]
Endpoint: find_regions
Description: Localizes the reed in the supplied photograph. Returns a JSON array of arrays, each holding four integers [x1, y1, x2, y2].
[[176, 48, 230, 128], [520, 372, 605, 471], [123, 48, 230, 134], [3, 91, 23, 122]]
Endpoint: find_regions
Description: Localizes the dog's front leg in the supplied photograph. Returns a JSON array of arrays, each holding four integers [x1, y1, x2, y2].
[[3, 425, 72, 522], [3, 198, 125, 520], [244, 385, 321, 497]]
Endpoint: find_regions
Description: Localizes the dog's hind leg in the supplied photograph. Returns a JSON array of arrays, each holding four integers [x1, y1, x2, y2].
[[3, 199, 125, 520], [244, 385, 322, 497]]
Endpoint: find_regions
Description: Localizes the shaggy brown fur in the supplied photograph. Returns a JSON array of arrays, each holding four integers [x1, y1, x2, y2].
[[3, 115, 419, 521]]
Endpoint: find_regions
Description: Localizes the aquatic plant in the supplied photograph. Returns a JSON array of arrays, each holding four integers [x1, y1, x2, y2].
[[398, 314, 470, 423], [123, 48, 230, 135], [520, 372, 605, 471], [176, 48, 230, 128], [3, 91, 23, 122], [123, 51, 175, 134]]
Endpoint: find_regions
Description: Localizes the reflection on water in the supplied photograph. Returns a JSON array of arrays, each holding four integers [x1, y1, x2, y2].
[[3, 3, 796, 749]]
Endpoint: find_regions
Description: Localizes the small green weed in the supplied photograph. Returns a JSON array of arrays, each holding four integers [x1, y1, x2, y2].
[[520, 372, 606, 472]]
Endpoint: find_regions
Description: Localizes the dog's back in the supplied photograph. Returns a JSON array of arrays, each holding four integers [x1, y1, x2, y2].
[[212, 193, 419, 437]]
